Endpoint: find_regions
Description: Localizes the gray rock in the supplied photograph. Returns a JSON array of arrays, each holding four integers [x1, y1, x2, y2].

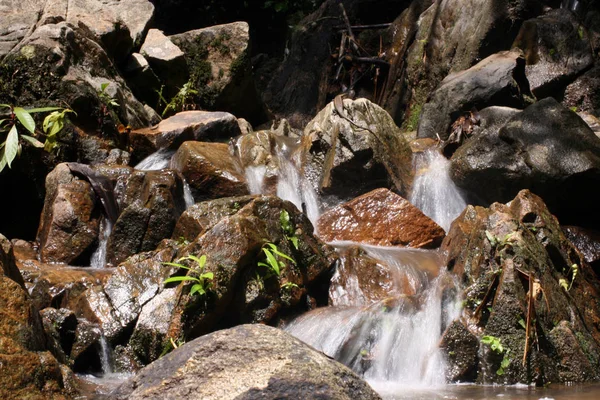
[[563, 66, 600, 117], [450, 97, 600, 227], [513, 9, 594, 98], [140, 28, 187, 96], [417, 50, 531, 140], [111, 324, 381, 400]]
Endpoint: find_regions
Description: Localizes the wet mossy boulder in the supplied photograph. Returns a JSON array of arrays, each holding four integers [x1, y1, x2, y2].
[[443, 190, 600, 384], [112, 324, 381, 400]]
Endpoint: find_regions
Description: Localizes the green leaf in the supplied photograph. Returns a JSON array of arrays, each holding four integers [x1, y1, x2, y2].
[[190, 284, 205, 297], [13, 107, 35, 133], [164, 275, 199, 284], [200, 272, 214, 280], [26, 106, 62, 113], [263, 248, 280, 275], [0, 153, 6, 173], [20, 135, 44, 148], [518, 319, 526, 329], [100, 82, 109, 91], [5, 124, 19, 167], [163, 261, 191, 270], [185, 254, 206, 269], [289, 236, 299, 250], [559, 278, 569, 291], [267, 243, 295, 264]]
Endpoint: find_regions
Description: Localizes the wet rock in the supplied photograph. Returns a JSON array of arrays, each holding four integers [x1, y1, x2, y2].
[[36, 164, 101, 265], [513, 9, 594, 98], [70, 318, 102, 370], [170, 22, 267, 124], [170, 141, 248, 201], [107, 170, 187, 266], [440, 320, 479, 382], [443, 190, 600, 384], [304, 98, 413, 204], [129, 110, 241, 161], [417, 50, 531, 140], [140, 28, 187, 97], [562, 66, 600, 117], [40, 307, 78, 365], [128, 287, 178, 365], [166, 196, 335, 341], [172, 195, 257, 242], [450, 97, 600, 228], [0, 237, 68, 399], [111, 324, 381, 400], [317, 188, 445, 248]]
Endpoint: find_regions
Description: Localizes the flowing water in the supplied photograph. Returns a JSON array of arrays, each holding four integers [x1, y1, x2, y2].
[[134, 149, 175, 170], [245, 165, 267, 195], [410, 149, 467, 232], [90, 218, 112, 268], [285, 243, 462, 388]]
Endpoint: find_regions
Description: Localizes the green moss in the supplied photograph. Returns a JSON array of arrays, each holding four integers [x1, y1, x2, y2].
[[403, 102, 422, 131]]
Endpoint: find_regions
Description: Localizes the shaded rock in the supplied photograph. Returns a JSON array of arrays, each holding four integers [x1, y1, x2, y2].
[[304, 98, 413, 204], [443, 190, 600, 384], [166, 196, 335, 341], [111, 324, 381, 400], [140, 28, 187, 97], [122, 52, 162, 107], [562, 66, 600, 117], [440, 320, 479, 382], [381, 0, 536, 129], [70, 318, 102, 371], [563, 226, 600, 275], [417, 50, 531, 140], [172, 195, 257, 242], [450, 97, 600, 228], [513, 9, 594, 98], [0, 237, 67, 399], [170, 21, 267, 124], [107, 170, 187, 266], [36, 163, 101, 265], [129, 110, 241, 161], [1, 234, 26, 288], [170, 141, 248, 201], [317, 188, 445, 248], [578, 113, 600, 138], [40, 307, 78, 365]]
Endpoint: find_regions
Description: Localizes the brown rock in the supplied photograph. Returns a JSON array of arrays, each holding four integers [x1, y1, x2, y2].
[[170, 141, 248, 201], [317, 188, 445, 248], [129, 110, 241, 161], [36, 164, 101, 265]]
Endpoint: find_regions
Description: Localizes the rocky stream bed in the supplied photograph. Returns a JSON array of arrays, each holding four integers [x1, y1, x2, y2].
[[1, 0, 600, 399]]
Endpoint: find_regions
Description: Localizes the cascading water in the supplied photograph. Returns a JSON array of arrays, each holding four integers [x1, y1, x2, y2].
[[97, 334, 114, 375], [410, 149, 467, 232], [90, 218, 112, 268], [182, 179, 195, 209], [134, 149, 175, 171], [285, 243, 462, 393], [245, 165, 267, 195]]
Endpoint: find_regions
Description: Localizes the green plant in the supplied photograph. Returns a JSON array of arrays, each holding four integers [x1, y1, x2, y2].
[[481, 335, 510, 376], [98, 82, 119, 108], [280, 210, 299, 250], [258, 242, 295, 278], [0, 104, 72, 172], [559, 263, 578, 292], [163, 255, 214, 297], [281, 281, 298, 291], [159, 81, 198, 117]]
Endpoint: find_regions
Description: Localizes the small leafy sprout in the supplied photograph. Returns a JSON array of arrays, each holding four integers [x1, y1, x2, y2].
[[258, 242, 295, 278], [163, 255, 214, 297], [280, 210, 299, 250], [42, 108, 76, 152], [159, 81, 198, 117], [98, 82, 119, 108], [560, 263, 578, 292], [0, 104, 72, 172], [481, 335, 510, 376], [281, 281, 298, 291]]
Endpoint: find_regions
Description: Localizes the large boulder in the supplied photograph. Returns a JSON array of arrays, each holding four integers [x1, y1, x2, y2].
[[170, 22, 266, 124], [0, 235, 69, 399], [317, 188, 445, 248], [512, 9, 594, 98], [450, 97, 600, 228], [442, 190, 600, 384], [170, 141, 248, 201], [36, 164, 101, 265], [417, 50, 531, 140], [112, 324, 381, 400], [304, 98, 413, 204], [562, 65, 600, 117]]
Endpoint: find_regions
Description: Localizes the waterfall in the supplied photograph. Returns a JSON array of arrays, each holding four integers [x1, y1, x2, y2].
[[245, 165, 267, 195], [182, 178, 195, 209], [97, 334, 114, 375], [134, 149, 175, 170], [410, 149, 467, 232], [285, 243, 462, 389], [90, 218, 112, 268]]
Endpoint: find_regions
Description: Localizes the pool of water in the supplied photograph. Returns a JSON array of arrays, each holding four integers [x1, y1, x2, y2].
[[370, 381, 600, 400]]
